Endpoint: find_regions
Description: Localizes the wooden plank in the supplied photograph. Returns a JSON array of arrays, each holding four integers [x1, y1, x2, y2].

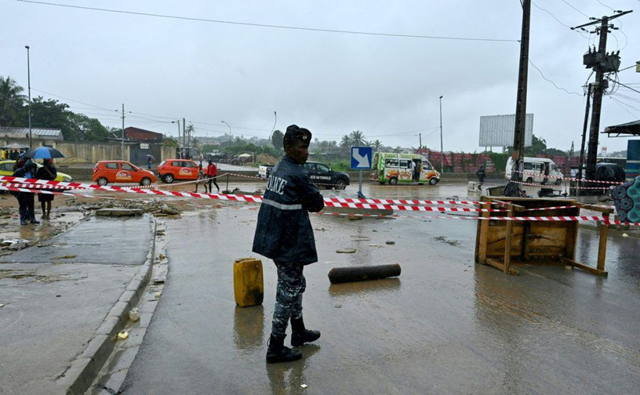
[[503, 204, 514, 274], [486, 258, 519, 275], [581, 204, 615, 214], [565, 221, 578, 260], [521, 222, 531, 261], [562, 258, 608, 276], [477, 202, 491, 264], [597, 215, 609, 272]]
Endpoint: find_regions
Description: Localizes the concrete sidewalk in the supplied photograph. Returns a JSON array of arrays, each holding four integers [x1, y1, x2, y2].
[[0, 215, 155, 395]]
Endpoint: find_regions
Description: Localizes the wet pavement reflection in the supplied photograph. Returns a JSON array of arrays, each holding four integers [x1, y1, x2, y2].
[[122, 182, 640, 394]]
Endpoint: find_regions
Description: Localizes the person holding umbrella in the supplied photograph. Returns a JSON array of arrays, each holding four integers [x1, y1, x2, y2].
[[36, 159, 57, 220]]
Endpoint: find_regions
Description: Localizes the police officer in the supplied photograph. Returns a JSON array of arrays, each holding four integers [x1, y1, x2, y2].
[[252, 124, 324, 363]]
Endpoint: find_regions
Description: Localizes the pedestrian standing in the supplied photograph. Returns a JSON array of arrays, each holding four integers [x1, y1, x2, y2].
[[476, 165, 486, 190], [147, 156, 153, 170], [36, 159, 57, 219], [206, 160, 220, 193], [252, 125, 324, 364], [12, 160, 39, 225], [194, 163, 207, 193]]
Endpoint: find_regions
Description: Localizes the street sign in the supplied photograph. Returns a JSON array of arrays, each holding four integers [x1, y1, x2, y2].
[[351, 147, 372, 170]]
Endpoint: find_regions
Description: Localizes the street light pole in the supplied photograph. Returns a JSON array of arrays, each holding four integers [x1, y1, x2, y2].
[[439, 95, 444, 173], [268, 111, 277, 144], [172, 120, 181, 158], [221, 120, 232, 140], [25, 45, 32, 148]]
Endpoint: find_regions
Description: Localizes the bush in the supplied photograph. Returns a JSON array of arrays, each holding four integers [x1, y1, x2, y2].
[[488, 152, 510, 174]]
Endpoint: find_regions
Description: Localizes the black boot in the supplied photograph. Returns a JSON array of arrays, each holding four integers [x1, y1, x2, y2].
[[266, 334, 302, 363], [291, 318, 321, 347]]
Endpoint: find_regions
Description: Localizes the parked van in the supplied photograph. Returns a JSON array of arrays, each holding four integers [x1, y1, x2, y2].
[[370, 152, 440, 185], [505, 157, 563, 185]]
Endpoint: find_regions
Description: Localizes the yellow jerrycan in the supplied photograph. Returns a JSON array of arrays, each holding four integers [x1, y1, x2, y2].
[[233, 258, 264, 307]]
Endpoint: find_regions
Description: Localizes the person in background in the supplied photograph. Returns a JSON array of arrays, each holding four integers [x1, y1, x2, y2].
[[36, 159, 57, 220], [147, 156, 153, 170], [1, 150, 6, 160], [206, 160, 220, 193], [194, 163, 207, 193], [476, 165, 486, 190], [12, 159, 39, 225]]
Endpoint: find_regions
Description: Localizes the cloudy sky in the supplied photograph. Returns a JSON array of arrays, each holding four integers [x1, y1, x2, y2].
[[2, 0, 639, 153]]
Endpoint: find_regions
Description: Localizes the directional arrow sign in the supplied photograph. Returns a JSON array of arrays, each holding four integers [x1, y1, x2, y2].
[[351, 147, 372, 170]]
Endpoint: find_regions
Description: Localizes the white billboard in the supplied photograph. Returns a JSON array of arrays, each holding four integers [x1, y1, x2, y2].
[[479, 114, 533, 147]]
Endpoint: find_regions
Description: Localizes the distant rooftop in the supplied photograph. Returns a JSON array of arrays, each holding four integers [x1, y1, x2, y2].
[[0, 127, 63, 140]]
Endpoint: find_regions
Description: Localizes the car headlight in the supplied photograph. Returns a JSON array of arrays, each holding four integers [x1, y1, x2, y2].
[[63, 176, 72, 182]]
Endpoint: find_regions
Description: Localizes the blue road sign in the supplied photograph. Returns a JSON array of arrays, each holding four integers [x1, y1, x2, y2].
[[351, 147, 373, 170]]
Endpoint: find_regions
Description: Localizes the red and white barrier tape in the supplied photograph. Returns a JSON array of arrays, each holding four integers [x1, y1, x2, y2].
[[515, 170, 624, 186]]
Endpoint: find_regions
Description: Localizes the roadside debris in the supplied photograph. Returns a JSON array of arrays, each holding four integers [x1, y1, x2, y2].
[[433, 236, 460, 246], [128, 308, 140, 322], [117, 330, 129, 340], [385, 241, 395, 245], [329, 264, 402, 284], [336, 248, 356, 254]]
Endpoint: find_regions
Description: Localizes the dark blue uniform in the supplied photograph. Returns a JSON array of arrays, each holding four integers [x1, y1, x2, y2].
[[252, 155, 324, 337]]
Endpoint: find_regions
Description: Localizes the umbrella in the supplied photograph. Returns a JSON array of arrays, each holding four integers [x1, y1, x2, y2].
[[146, 154, 156, 160], [23, 146, 65, 160], [2, 142, 30, 150]]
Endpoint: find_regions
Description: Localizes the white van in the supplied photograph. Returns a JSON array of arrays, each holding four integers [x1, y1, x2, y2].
[[505, 157, 564, 185]]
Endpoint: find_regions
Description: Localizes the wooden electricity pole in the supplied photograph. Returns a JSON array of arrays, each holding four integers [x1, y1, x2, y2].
[[572, 10, 632, 181], [511, 0, 531, 182]]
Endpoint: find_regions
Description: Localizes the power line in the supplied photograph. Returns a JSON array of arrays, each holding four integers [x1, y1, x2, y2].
[[561, 0, 590, 18], [596, 0, 616, 12], [610, 97, 640, 118], [31, 88, 116, 112], [607, 78, 640, 95], [528, 60, 582, 96], [14, 0, 519, 43]]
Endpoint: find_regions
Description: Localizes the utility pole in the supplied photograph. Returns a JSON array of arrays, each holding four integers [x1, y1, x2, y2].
[[511, 0, 531, 182], [419, 133, 422, 157], [25, 46, 32, 148], [572, 10, 632, 181], [121, 103, 125, 161], [439, 95, 444, 172], [577, 84, 592, 188], [182, 118, 186, 159]]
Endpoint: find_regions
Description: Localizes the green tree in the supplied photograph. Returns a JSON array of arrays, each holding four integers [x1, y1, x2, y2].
[[271, 129, 284, 150], [349, 130, 366, 146], [0, 76, 26, 126], [69, 113, 111, 141]]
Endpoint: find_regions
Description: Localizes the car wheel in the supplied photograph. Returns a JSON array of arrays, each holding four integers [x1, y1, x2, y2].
[[140, 177, 151, 186], [97, 177, 108, 186], [555, 179, 562, 185], [335, 179, 347, 190], [429, 178, 439, 185], [164, 174, 174, 183], [389, 177, 398, 185], [526, 177, 533, 183]]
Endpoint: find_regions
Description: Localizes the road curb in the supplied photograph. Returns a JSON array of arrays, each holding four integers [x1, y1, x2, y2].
[[57, 216, 157, 395]]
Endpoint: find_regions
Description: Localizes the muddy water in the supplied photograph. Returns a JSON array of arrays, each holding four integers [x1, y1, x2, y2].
[[123, 185, 640, 394]]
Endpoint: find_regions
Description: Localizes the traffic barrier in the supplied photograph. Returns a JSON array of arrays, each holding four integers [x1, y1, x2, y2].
[[515, 170, 624, 185], [2, 177, 633, 225]]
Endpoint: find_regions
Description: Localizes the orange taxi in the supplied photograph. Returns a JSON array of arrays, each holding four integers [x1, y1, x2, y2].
[[157, 159, 200, 183], [93, 160, 156, 186]]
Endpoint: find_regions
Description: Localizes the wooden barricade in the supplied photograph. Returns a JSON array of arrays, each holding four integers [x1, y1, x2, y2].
[[474, 197, 613, 276]]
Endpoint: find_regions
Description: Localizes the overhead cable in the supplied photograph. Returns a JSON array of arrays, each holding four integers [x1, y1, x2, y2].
[[14, 0, 519, 43]]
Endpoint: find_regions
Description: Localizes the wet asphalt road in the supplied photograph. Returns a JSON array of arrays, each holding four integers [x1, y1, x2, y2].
[[122, 184, 640, 394]]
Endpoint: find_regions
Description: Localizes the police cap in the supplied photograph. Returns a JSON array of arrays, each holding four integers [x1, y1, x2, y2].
[[284, 124, 312, 148]]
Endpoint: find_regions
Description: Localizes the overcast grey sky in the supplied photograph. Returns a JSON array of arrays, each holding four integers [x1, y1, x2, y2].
[[2, 0, 639, 153]]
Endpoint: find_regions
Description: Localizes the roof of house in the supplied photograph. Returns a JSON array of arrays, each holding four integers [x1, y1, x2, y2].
[[603, 120, 640, 137], [0, 127, 64, 140], [124, 127, 164, 142]]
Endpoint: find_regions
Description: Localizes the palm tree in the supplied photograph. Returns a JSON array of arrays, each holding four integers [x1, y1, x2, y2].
[[340, 135, 351, 150], [372, 139, 382, 151], [349, 130, 366, 146], [0, 76, 26, 126]]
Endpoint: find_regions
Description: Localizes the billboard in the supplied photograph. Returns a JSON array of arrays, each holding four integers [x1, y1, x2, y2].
[[479, 114, 534, 147]]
